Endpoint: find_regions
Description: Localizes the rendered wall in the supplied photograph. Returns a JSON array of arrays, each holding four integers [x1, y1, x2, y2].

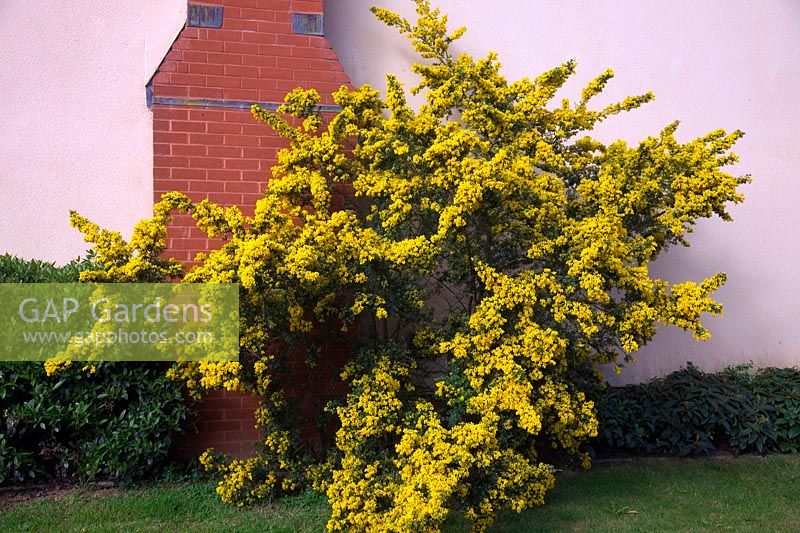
[[0, 1, 186, 263], [324, 0, 800, 382]]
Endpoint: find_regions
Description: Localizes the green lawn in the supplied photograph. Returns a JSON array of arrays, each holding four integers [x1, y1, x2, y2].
[[2, 455, 798, 532]]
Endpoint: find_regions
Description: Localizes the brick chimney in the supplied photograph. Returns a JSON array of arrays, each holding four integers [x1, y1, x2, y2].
[[152, 0, 353, 458]]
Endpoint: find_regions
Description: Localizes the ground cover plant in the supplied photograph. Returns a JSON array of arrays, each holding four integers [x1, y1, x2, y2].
[[595, 363, 800, 456], [65, 0, 748, 530]]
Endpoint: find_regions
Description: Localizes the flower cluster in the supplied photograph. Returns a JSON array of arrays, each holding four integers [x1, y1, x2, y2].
[[69, 0, 747, 530]]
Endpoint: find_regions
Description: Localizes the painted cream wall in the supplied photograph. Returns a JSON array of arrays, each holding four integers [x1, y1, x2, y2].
[[325, 0, 800, 381], [0, 1, 186, 263]]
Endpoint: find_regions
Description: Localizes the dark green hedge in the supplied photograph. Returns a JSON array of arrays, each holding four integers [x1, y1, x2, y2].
[[595, 363, 800, 456], [0, 253, 192, 485]]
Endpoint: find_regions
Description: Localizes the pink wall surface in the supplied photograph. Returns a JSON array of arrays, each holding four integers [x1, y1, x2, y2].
[[325, 0, 800, 381], [0, 1, 185, 263]]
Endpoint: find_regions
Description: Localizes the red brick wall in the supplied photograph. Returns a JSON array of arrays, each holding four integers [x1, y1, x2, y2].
[[174, 389, 262, 458], [152, 0, 350, 261], [151, 0, 352, 457]]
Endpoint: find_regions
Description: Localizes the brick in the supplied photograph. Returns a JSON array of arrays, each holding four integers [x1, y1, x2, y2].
[[225, 110, 256, 123], [154, 143, 171, 155], [164, 250, 194, 261], [207, 122, 243, 135], [274, 10, 291, 23], [241, 168, 268, 178], [222, 88, 261, 100], [290, 45, 325, 59], [207, 52, 243, 65], [199, 408, 226, 421], [166, 226, 193, 239], [308, 36, 331, 48], [224, 429, 261, 442], [260, 134, 289, 148], [224, 18, 260, 31], [204, 396, 243, 411], [258, 89, 288, 101], [285, 35, 311, 47], [214, 193, 247, 204], [189, 133, 225, 145], [224, 407, 258, 420], [239, 7, 276, 20], [257, 0, 290, 10], [189, 39, 226, 52], [155, 108, 189, 120], [189, 180, 226, 192], [228, 135, 261, 147], [169, 236, 208, 250], [248, 55, 278, 68], [208, 28, 245, 42], [242, 30, 279, 44], [207, 145, 243, 158], [254, 21, 291, 34], [313, 82, 345, 94], [241, 123, 270, 136], [274, 79, 306, 92], [170, 73, 207, 86], [154, 155, 190, 167], [241, 192, 264, 205], [224, 41, 260, 55], [324, 49, 340, 62], [187, 227, 210, 238], [225, 181, 262, 193], [153, 168, 171, 179], [242, 146, 278, 159], [165, 50, 183, 62], [188, 86, 225, 98], [224, 64, 260, 77], [276, 56, 309, 69], [153, 85, 189, 97], [293, 68, 334, 82], [205, 420, 244, 432], [182, 50, 209, 62], [159, 61, 177, 73], [154, 131, 188, 144], [172, 121, 206, 133], [307, 58, 331, 71], [189, 109, 225, 121], [207, 75, 242, 88], [190, 157, 226, 169], [242, 77, 280, 90], [188, 63, 225, 75], [225, 158, 261, 170], [155, 179, 190, 190], [258, 44, 292, 57], [291, 1, 322, 13], [208, 169, 244, 181], [225, 0, 260, 7], [257, 67, 293, 79], [172, 168, 207, 179], [171, 144, 208, 156]]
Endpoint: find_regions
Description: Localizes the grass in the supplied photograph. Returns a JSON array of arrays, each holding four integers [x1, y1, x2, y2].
[[1, 455, 798, 532]]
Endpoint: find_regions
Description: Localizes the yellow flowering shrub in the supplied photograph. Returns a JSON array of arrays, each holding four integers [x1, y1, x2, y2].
[[70, 0, 747, 530]]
